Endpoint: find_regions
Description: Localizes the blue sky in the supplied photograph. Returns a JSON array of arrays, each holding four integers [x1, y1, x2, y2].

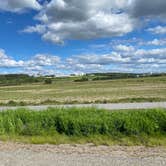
[[0, 0, 166, 75]]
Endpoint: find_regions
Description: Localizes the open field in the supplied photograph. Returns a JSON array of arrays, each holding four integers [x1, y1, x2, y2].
[[0, 107, 165, 146], [0, 76, 166, 106]]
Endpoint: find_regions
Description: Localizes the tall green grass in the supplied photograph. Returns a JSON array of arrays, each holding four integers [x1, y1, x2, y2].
[[0, 108, 165, 138]]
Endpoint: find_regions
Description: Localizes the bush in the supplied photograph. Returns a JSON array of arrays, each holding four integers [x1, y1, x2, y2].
[[7, 100, 17, 106], [44, 78, 52, 84], [74, 76, 89, 82]]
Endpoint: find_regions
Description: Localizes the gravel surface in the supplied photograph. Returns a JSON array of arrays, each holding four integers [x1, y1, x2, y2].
[[0, 142, 165, 166], [0, 102, 166, 111]]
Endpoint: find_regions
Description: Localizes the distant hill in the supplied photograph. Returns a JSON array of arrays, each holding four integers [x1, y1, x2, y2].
[[0, 73, 165, 86], [85, 73, 166, 81]]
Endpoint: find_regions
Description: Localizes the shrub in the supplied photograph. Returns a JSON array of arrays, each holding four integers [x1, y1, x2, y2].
[[74, 76, 89, 82], [44, 78, 52, 84], [7, 100, 17, 106]]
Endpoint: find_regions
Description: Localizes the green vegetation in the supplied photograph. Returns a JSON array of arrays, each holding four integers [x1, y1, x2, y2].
[[0, 108, 165, 146], [86, 72, 166, 81], [1, 73, 166, 86], [0, 75, 166, 105], [74, 75, 89, 82], [44, 78, 52, 84], [0, 74, 42, 86]]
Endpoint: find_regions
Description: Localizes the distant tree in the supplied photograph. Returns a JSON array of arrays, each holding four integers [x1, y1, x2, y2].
[[0, 74, 42, 86], [74, 75, 89, 82], [44, 78, 52, 84]]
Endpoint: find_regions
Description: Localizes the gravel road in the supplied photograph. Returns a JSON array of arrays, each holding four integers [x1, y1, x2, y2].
[[0, 142, 165, 166], [0, 102, 166, 111]]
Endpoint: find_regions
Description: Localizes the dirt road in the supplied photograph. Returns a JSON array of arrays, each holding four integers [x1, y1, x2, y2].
[[0, 142, 165, 166], [0, 102, 166, 111]]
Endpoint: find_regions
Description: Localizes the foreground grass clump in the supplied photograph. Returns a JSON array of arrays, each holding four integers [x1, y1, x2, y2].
[[0, 108, 165, 145]]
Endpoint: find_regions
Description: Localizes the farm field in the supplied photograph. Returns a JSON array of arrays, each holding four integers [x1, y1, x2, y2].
[[0, 76, 166, 106]]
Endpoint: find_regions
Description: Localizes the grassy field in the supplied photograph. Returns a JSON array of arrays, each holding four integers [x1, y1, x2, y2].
[[0, 107, 165, 146], [0, 76, 166, 105]]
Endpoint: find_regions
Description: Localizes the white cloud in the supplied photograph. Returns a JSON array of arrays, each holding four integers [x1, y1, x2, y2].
[[20, 0, 166, 45], [0, 44, 166, 75], [0, 49, 62, 75], [143, 39, 166, 46], [40, 12, 134, 44], [114, 44, 135, 52], [0, 49, 24, 67], [0, 0, 41, 12], [60, 45, 166, 73], [0, 51, 60, 69], [22, 24, 46, 34], [23, 0, 135, 44], [147, 26, 166, 35], [26, 54, 60, 66], [68, 52, 130, 65], [1, 0, 166, 46], [135, 48, 166, 58]]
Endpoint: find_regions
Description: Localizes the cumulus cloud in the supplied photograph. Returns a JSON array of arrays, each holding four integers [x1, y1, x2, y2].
[[26, 54, 60, 66], [114, 44, 135, 52], [0, 49, 61, 75], [129, 0, 166, 18], [139, 38, 166, 46], [20, 0, 166, 44], [2, 0, 166, 45], [0, 50, 60, 68], [23, 54, 61, 75], [0, 43, 166, 75], [55, 44, 166, 73], [22, 24, 46, 34], [0, 49, 24, 67], [67, 52, 130, 66], [147, 26, 166, 35], [0, 0, 41, 12], [23, 0, 135, 44]]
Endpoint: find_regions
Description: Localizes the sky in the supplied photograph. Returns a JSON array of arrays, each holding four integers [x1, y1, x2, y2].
[[0, 0, 166, 76]]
